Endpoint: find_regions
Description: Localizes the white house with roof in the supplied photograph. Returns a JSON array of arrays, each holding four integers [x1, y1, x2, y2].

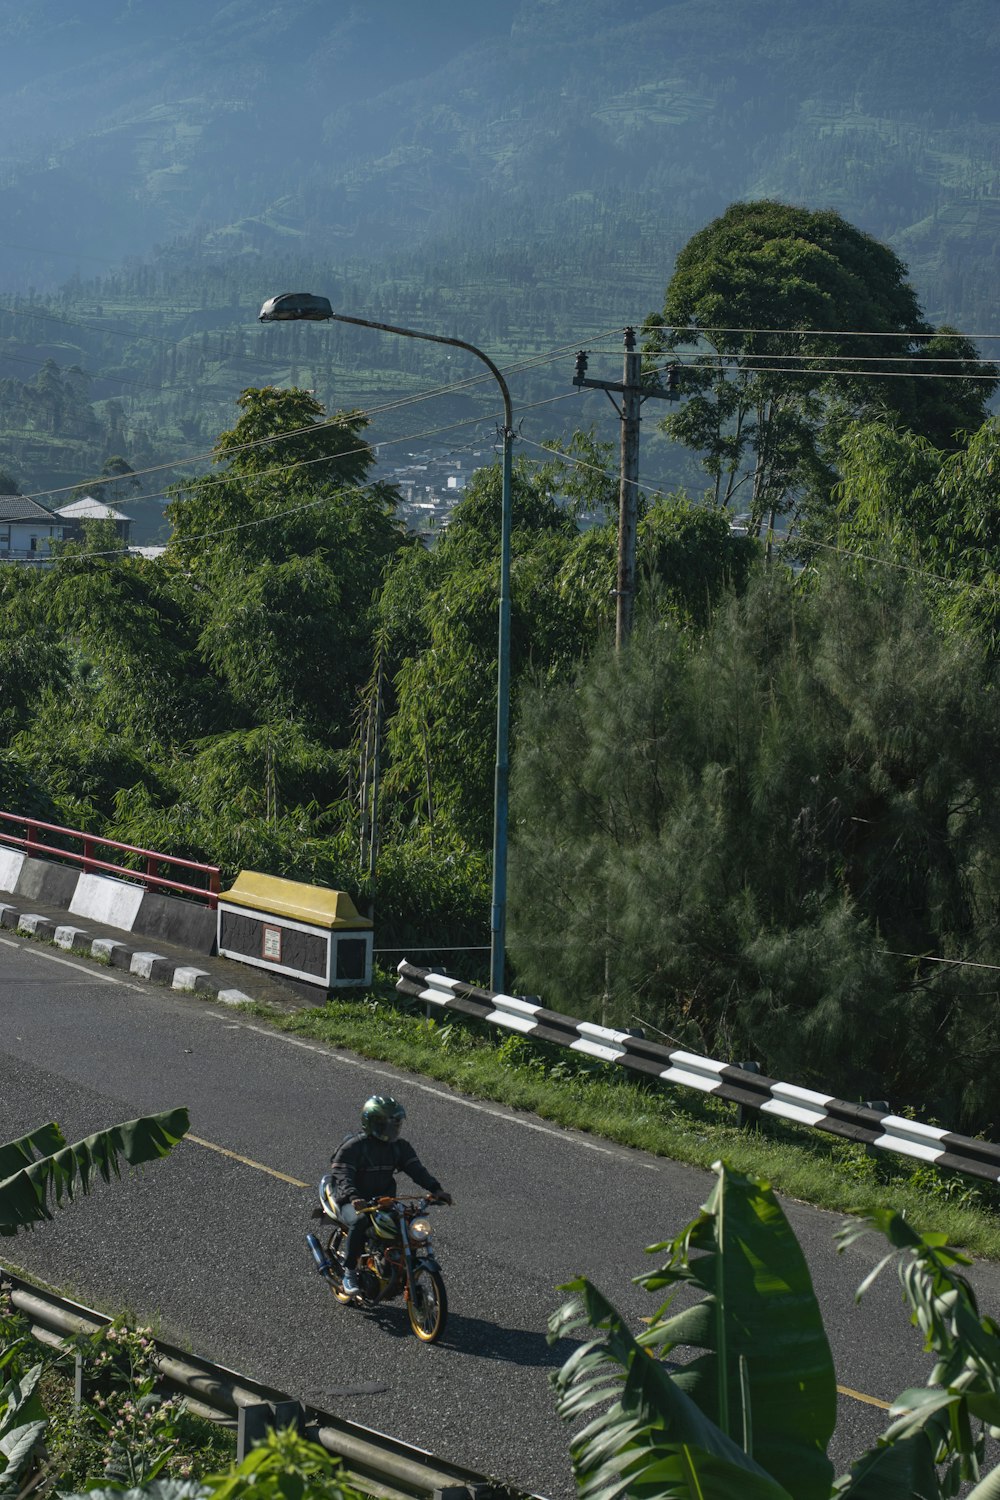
[[0, 495, 63, 563], [55, 495, 133, 545]]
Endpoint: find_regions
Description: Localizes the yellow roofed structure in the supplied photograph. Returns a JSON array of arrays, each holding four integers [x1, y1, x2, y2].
[[220, 871, 372, 930]]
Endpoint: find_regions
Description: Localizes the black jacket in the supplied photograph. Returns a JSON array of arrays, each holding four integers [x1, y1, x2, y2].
[[329, 1131, 442, 1206]]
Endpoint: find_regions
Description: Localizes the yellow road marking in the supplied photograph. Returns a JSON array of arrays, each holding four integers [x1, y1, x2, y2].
[[185, 1133, 308, 1188], [837, 1384, 891, 1410]]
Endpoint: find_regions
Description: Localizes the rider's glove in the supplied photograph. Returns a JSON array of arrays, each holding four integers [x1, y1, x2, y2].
[[433, 1190, 453, 1205]]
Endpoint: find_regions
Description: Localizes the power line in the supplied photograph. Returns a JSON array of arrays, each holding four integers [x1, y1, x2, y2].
[[24, 381, 994, 610], [731, 352, 1000, 366], [515, 433, 986, 594], [649, 323, 1000, 341], [643, 358, 999, 383], [24, 373, 621, 564], [884, 950, 1000, 976], [19, 326, 629, 505]]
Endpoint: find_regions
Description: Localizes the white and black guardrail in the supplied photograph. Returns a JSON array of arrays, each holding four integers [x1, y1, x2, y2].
[[2, 1270, 526, 1500], [395, 960, 1000, 1185]]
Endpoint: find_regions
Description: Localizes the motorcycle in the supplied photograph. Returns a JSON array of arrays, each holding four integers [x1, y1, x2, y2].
[[307, 1183, 450, 1343]]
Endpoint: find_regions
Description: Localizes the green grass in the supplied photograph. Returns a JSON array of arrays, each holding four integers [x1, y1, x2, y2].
[[244, 977, 1000, 1261]]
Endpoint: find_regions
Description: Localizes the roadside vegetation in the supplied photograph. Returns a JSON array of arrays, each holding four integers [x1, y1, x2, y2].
[[0, 1291, 360, 1498], [552, 1163, 1000, 1499], [244, 983, 1000, 1262]]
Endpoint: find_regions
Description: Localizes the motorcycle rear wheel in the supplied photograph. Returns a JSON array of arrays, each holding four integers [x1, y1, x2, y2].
[[407, 1266, 447, 1342]]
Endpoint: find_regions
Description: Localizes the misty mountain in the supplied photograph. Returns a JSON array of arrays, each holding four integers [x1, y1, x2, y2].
[[2, 0, 998, 302], [1, 0, 998, 506]]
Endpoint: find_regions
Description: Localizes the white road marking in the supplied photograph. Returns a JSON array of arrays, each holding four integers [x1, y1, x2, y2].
[[206, 1011, 658, 1165], [1, 936, 149, 990], [4, 942, 125, 983]]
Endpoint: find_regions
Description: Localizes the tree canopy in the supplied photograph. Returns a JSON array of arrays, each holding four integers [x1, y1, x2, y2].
[[509, 558, 1000, 1128], [644, 200, 997, 536], [166, 386, 403, 739]]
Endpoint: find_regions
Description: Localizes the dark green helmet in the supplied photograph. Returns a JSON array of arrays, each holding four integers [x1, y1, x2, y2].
[[362, 1094, 406, 1142]]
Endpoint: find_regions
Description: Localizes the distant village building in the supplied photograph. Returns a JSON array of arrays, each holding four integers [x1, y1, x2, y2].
[[0, 495, 63, 563], [55, 495, 133, 545]]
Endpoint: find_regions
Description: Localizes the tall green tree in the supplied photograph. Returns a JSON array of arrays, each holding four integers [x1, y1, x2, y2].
[[166, 387, 403, 740], [835, 415, 1000, 646], [381, 458, 586, 847], [509, 560, 1000, 1127], [644, 201, 997, 536]]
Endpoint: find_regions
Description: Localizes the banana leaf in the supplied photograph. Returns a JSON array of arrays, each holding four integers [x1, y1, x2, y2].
[[838, 1207, 1000, 1481], [0, 1123, 65, 1181], [966, 1465, 1000, 1500], [636, 1161, 836, 1500], [549, 1282, 793, 1500], [832, 1430, 939, 1500], [0, 1108, 190, 1235]]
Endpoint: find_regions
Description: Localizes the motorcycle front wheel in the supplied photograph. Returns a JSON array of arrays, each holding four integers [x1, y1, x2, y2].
[[407, 1266, 447, 1342]]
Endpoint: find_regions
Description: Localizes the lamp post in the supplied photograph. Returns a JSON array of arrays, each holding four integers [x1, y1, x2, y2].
[[259, 293, 514, 992]]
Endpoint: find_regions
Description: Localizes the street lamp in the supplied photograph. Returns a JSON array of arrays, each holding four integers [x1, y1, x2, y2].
[[259, 292, 514, 993]]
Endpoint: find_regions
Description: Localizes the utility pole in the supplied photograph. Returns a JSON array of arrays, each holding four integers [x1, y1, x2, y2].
[[573, 329, 679, 647]]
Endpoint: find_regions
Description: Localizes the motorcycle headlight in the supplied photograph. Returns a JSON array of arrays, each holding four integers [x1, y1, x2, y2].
[[408, 1217, 432, 1243]]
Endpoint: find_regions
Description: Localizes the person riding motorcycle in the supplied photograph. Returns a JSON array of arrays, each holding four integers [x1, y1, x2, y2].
[[324, 1095, 451, 1297]]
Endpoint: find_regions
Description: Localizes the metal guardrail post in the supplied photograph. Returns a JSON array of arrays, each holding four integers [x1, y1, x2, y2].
[[237, 1403, 270, 1461], [237, 1401, 304, 1461]]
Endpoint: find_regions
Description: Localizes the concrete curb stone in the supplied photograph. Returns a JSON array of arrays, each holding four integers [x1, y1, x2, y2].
[[90, 936, 126, 964], [17, 914, 56, 940], [129, 952, 173, 982], [171, 966, 213, 993], [0, 894, 308, 1012], [108, 942, 137, 970], [54, 925, 93, 954]]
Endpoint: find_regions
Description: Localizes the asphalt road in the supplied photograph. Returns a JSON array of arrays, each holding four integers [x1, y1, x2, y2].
[[2, 932, 998, 1498]]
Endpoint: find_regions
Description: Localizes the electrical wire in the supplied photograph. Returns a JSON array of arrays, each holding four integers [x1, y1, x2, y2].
[[725, 352, 1000, 367], [21, 376, 615, 565], [17, 324, 630, 505], [18, 409, 513, 562], [19, 350, 992, 573], [884, 950, 1000, 975], [647, 323, 1000, 341], [5, 309, 996, 511], [8, 311, 999, 558], [514, 432, 988, 593], [642, 358, 999, 383]]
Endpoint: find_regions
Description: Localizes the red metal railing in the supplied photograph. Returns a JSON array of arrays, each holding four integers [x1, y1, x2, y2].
[[0, 812, 221, 909]]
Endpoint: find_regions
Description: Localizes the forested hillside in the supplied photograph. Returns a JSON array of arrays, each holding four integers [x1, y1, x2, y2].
[[1, 0, 999, 503]]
